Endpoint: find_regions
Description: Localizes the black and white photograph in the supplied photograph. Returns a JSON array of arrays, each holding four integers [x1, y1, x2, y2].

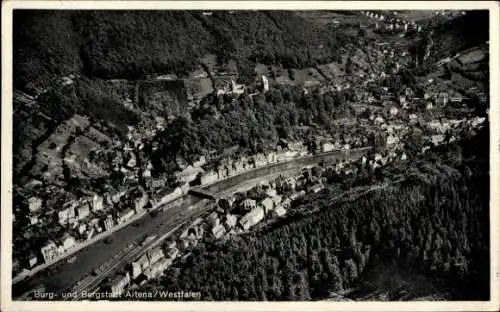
[[1, 1, 499, 311]]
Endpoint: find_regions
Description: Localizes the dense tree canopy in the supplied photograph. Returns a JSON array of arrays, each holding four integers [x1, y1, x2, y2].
[[14, 10, 354, 91]]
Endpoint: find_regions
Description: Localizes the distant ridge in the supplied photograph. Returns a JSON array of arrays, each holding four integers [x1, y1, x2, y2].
[[14, 10, 352, 92]]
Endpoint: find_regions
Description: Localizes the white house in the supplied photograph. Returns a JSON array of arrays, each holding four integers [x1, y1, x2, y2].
[[28, 197, 43, 213], [274, 205, 287, 217], [110, 273, 130, 297], [131, 254, 150, 279], [211, 224, 226, 239], [390, 106, 399, 116], [77, 202, 91, 220], [147, 247, 164, 265], [224, 213, 238, 230], [29, 214, 39, 225], [201, 171, 218, 185], [262, 75, 270, 92], [260, 198, 275, 214], [40, 241, 59, 263], [240, 207, 265, 231], [61, 235, 76, 251], [118, 208, 135, 224], [28, 254, 38, 268], [91, 194, 104, 212], [241, 198, 257, 211], [322, 142, 335, 153], [58, 205, 76, 226]]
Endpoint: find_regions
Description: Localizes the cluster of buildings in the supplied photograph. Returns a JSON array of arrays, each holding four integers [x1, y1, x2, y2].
[[106, 243, 180, 296], [19, 186, 149, 270], [175, 141, 309, 187], [361, 11, 423, 33], [423, 116, 487, 150], [109, 162, 331, 295], [216, 75, 269, 96]]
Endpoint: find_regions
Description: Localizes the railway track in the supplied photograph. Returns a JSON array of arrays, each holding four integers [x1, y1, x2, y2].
[[65, 205, 212, 301]]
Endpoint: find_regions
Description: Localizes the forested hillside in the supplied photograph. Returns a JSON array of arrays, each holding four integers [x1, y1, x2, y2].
[[140, 126, 489, 301], [14, 10, 351, 91], [412, 10, 489, 64], [150, 85, 354, 167]]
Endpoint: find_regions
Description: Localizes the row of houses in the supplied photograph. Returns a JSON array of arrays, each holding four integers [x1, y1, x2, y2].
[[31, 188, 149, 268], [193, 143, 308, 186], [39, 235, 77, 263], [112, 221, 203, 296], [362, 11, 423, 33]]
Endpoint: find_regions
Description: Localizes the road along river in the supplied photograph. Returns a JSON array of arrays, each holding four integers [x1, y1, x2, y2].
[[12, 148, 370, 299]]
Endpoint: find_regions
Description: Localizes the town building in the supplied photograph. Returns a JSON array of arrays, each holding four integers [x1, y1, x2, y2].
[[261, 75, 269, 92], [273, 205, 287, 217], [109, 273, 130, 297], [118, 208, 135, 224], [77, 202, 91, 220], [265, 188, 278, 198], [142, 169, 152, 179], [207, 211, 220, 228], [151, 257, 172, 277], [281, 198, 292, 209], [134, 190, 149, 213], [193, 155, 206, 168], [230, 80, 245, 95], [260, 198, 275, 214], [131, 254, 150, 279], [29, 214, 39, 225], [241, 198, 257, 211], [147, 178, 166, 189], [103, 215, 115, 231], [271, 195, 282, 208], [78, 223, 87, 235], [211, 223, 226, 239], [149, 258, 168, 279], [224, 213, 237, 230], [240, 206, 265, 231], [28, 253, 38, 268], [176, 165, 203, 184], [91, 194, 104, 212], [86, 228, 95, 240], [28, 197, 43, 213], [310, 183, 325, 194], [111, 190, 126, 204], [58, 204, 76, 226], [436, 92, 449, 107], [431, 134, 445, 146], [322, 142, 335, 153], [141, 267, 155, 280], [61, 235, 76, 251], [166, 247, 179, 260], [218, 197, 235, 211], [40, 241, 59, 263], [147, 247, 164, 265], [390, 106, 399, 116], [201, 171, 218, 185]]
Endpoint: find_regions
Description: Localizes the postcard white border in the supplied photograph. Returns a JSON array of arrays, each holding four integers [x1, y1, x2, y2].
[[1, 1, 499, 312]]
